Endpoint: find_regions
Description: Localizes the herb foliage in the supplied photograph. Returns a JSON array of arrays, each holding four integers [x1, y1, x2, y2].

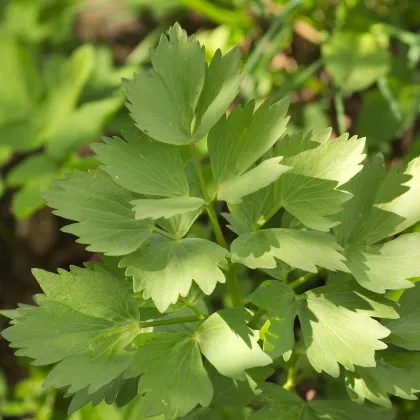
[[3, 24, 420, 419]]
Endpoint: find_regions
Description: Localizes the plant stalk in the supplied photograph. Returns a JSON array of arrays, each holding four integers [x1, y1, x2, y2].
[[334, 90, 346, 136], [246, 0, 303, 73], [248, 308, 267, 329], [189, 144, 244, 307], [153, 226, 179, 241], [140, 316, 200, 329], [181, 297, 207, 319], [288, 270, 324, 290]]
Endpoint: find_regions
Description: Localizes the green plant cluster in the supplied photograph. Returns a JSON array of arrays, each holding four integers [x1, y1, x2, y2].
[[2, 24, 420, 419]]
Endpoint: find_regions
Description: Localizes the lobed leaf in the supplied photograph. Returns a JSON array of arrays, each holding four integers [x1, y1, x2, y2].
[[249, 280, 297, 360], [125, 332, 213, 418], [231, 228, 348, 273], [346, 352, 420, 408], [383, 282, 420, 350], [299, 284, 390, 377], [195, 309, 272, 380], [2, 266, 140, 394], [44, 170, 153, 256], [93, 131, 190, 197], [121, 238, 229, 313], [125, 24, 242, 145], [252, 383, 393, 419], [208, 98, 289, 203]]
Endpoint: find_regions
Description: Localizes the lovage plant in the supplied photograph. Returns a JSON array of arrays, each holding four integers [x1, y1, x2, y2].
[[3, 24, 420, 419]]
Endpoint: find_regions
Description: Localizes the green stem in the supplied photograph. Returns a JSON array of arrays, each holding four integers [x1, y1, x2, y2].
[[334, 90, 346, 136], [181, 298, 207, 319], [140, 316, 200, 329], [288, 269, 325, 290], [189, 144, 244, 307], [246, 0, 303, 73], [153, 226, 178, 241], [272, 58, 323, 102], [283, 363, 297, 390], [377, 76, 402, 121], [180, 0, 250, 28], [248, 308, 267, 329], [254, 202, 283, 231]]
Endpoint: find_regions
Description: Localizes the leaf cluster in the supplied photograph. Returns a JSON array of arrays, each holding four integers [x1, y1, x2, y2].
[[3, 23, 420, 419]]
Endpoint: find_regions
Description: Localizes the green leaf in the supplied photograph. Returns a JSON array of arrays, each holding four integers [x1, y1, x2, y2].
[[226, 129, 366, 232], [0, 33, 34, 123], [193, 48, 243, 141], [272, 131, 366, 231], [2, 266, 140, 393], [217, 157, 291, 204], [157, 207, 203, 239], [125, 24, 241, 145], [208, 98, 289, 202], [322, 32, 390, 93], [345, 233, 420, 293], [68, 376, 138, 415], [12, 180, 49, 219], [125, 332, 213, 418], [231, 228, 348, 273], [92, 131, 190, 197], [121, 238, 229, 312], [334, 153, 386, 246], [299, 283, 390, 377], [195, 308, 272, 380], [46, 96, 122, 161], [208, 364, 273, 409], [383, 282, 420, 350], [354, 157, 420, 245], [6, 154, 58, 187], [252, 383, 392, 419], [131, 197, 204, 220], [346, 352, 420, 408], [40, 44, 95, 142], [249, 281, 297, 360], [44, 170, 153, 256], [45, 351, 132, 395]]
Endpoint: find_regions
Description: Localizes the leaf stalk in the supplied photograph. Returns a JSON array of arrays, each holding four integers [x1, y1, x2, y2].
[[140, 316, 201, 329], [189, 143, 244, 307]]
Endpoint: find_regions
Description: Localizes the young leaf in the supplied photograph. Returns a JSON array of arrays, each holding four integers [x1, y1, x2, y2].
[[334, 153, 386, 246], [345, 233, 420, 293], [125, 24, 241, 145], [195, 309, 272, 380], [299, 283, 390, 377], [193, 48, 243, 141], [124, 332, 213, 418], [355, 157, 420, 245], [272, 131, 366, 231], [346, 352, 420, 408], [249, 280, 298, 360], [44, 170, 153, 256], [2, 267, 140, 393], [217, 157, 291, 204], [121, 238, 229, 312], [208, 98, 289, 203], [225, 130, 365, 232], [231, 229, 348, 273], [383, 282, 420, 350]]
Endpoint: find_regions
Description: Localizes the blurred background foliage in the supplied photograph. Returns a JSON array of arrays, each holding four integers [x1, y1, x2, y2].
[[0, 0, 419, 418]]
